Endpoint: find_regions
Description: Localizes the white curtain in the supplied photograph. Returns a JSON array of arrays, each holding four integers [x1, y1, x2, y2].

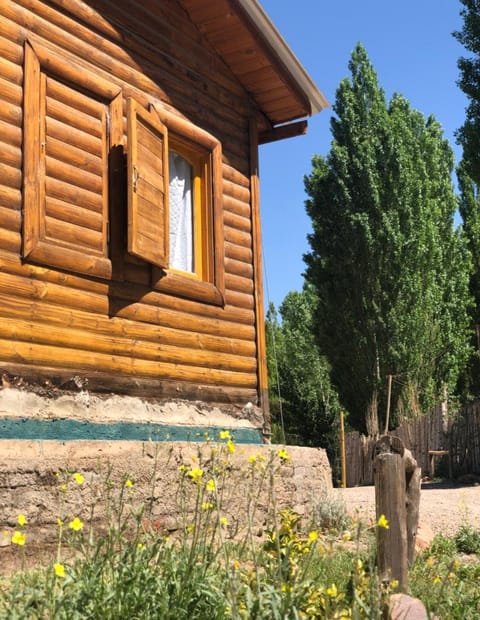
[[169, 151, 193, 273]]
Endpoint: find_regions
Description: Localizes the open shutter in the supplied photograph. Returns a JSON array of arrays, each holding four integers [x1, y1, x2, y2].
[[127, 98, 169, 268]]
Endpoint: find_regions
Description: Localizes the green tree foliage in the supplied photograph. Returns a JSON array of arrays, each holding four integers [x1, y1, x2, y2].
[[304, 43, 472, 435], [454, 0, 480, 186], [456, 163, 480, 397], [265, 285, 339, 450]]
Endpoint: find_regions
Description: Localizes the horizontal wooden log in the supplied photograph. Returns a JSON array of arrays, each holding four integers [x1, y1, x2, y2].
[[0, 100, 21, 126], [47, 116, 106, 160], [0, 55, 22, 83], [0, 185, 21, 210], [0, 360, 258, 404], [223, 193, 251, 219], [0, 315, 257, 373], [46, 155, 104, 196], [225, 240, 253, 264], [0, 292, 256, 357], [224, 225, 251, 248], [0, 162, 21, 189], [222, 163, 249, 188], [0, 338, 257, 387], [0, 250, 256, 328], [0, 33, 23, 64], [47, 97, 103, 144], [0, 265, 256, 340], [0, 119, 21, 147], [224, 289, 254, 310], [45, 196, 103, 231], [44, 216, 104, 253], [0, 140, 21, 168], [0, 205, 20, 231], [225, 272, 254, 294], [47, 76, 107, 122], [0, 227, 20, 253], [26, 241, 112, 280], [224, 256, 253, 279], [223, 178, 250, 203], [46, 175, 103, 213], [0, 75, 22, 106], [224, 210, 251, 234]]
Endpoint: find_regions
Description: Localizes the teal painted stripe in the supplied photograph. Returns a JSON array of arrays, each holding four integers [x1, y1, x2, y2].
[[0, 418, 263, 444]]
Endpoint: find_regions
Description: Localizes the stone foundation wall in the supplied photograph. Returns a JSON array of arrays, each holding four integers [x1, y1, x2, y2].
[[0, 440, 332, 574]]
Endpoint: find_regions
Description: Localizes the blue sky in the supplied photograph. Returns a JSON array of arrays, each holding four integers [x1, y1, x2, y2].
[[258, 1, 469, 311]]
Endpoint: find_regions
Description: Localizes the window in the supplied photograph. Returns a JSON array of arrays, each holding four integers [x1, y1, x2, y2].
[[23, 40, 122, 279], [127, 98, 224, 305]]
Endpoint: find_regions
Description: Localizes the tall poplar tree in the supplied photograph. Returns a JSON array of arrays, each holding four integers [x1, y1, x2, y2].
[[304, 44, 472, 435], [454, 0, 480, 186]]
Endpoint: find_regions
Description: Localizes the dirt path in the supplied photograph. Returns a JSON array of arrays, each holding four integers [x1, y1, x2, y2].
[[333, 482, 480, 538]]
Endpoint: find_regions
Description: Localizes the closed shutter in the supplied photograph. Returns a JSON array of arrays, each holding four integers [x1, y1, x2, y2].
[[23, 41, 121, 279], [127, 98, 169, 269]]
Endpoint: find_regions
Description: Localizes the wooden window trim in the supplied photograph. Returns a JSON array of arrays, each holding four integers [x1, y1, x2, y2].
[[23, 39, 122, 280], [128, 100, 225, 306]]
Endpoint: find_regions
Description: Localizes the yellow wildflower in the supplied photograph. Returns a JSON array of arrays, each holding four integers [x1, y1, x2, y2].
[[308, 530, 318, 543], [68, 517, 84, 532], [57, 518, 64, 527], [60, 484, 68, 493], [277, 448, 290, 462], [377, 514, 389, 529], [73, 473, 84, 485], [17, 514, 27, 526], [342, 531, 352, 542], [206, 478, 216, 492], [201, 502, 214, 510], [54, 563, 65, 578], [137, 543, 145, 551], [433, 575, 441, 584], [227, 439, 236, 454], [187, 466, 204, 482], [125, 479, 134, 488], [11, 531, 26, 546], [326, 583, 338, 598], [219, 516, 228, 527], [219, 430, 231, 440], [248, 454, 257, 464]]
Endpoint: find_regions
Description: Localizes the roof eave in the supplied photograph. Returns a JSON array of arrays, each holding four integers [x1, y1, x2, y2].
[[235, 0, 329, 117]]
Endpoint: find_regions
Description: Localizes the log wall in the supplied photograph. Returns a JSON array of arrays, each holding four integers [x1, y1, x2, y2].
[[0, 0, 264, 416]]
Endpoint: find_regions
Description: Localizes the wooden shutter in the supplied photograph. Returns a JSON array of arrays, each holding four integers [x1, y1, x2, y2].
[[127, 98, 169, 269], [23, 40, 121, 279]]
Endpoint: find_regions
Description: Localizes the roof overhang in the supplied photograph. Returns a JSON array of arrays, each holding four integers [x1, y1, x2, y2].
[[178, 0, 329, 140]]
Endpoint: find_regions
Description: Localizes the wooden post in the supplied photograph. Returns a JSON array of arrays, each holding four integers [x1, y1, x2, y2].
[[374, 435, 421, 591], [384, 374, 393, 434], [340, 411, 346, 488]]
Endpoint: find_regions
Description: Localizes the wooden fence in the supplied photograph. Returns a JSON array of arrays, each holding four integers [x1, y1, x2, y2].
[[344, 402, 480, 486]]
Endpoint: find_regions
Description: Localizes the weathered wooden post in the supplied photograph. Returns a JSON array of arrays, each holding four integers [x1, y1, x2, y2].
[[373, 435, 421, 591]]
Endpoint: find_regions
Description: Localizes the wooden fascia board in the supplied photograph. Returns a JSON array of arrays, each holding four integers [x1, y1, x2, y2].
[[259, 119, 308, 144]]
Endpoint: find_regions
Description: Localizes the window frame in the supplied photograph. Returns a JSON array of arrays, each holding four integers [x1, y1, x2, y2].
[[127, 99, 224, 306]]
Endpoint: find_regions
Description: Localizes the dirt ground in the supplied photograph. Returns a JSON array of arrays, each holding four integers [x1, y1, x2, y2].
[[333, 481, 480, 539]]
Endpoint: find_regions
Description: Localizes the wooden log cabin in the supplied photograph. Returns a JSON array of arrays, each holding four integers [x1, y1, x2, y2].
[[0, 0, 327, 443]]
